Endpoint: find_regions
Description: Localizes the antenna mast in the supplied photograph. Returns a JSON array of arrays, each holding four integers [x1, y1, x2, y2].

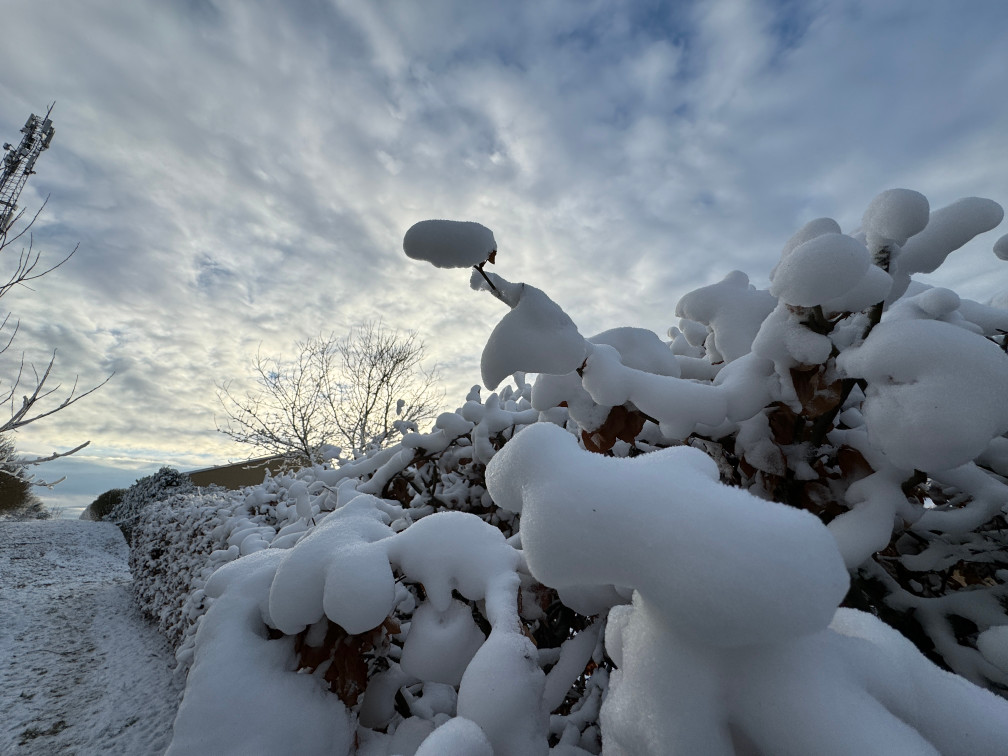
[[0, 104, 55, 238]]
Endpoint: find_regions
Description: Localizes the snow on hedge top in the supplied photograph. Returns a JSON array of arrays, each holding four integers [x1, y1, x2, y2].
[[861, 188, 930, 248], [770, 232, 871, 307], [403, 219, 497, 268]]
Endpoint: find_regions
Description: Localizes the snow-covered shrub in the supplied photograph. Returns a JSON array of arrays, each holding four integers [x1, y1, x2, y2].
[[144, 192, 1008, 754], [105, 466, 198, 542], [0, 435, 49, 520], [80, 487, 126, 521], [488, 421, 1008, 754]]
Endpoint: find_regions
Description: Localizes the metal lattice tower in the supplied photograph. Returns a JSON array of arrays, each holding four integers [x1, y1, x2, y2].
[[0, 105, 55, 237]]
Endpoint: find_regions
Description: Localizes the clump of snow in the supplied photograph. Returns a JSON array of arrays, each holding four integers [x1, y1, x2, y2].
[[837, 318, 1008, 471], [770, 232, 872, 307], [456, 630, 548, 756], [674, 271, 776, 362], [531, 327, 680, 437], [861, 188, 930, 249], [977, 626, 1008, 673], [995, 233, 1008, 261], [488, 422, 848, 646], [899, 197, 1004, 275], [403, 219, 496, 268], [580, 342, 729, 438], [780, 217, 843, 258], [400, 599, 485, 686], [268, 496, 396, 635], [414, 717, 493, 756], [474, 270, 587, 389], [752, 303, 832, 372], [589, 327, 680, 376], [819, 263, 892, 314]]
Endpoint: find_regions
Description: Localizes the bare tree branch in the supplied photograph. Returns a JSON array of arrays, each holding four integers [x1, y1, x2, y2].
[[0, 193, 111, 487], [217, 321, 444, 466]]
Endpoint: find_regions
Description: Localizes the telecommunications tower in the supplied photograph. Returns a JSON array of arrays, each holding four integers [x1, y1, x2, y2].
[[0, 105, 55, 238]]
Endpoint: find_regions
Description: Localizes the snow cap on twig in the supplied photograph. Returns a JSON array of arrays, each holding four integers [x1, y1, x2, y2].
[[403, 219, 497, 269]]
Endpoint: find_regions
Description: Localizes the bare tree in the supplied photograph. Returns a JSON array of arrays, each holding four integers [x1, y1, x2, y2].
[[0, 199, 111, 490], [217, 321, 443, 465], [1, 110, 111, 496], [326, 321, 443, 452]]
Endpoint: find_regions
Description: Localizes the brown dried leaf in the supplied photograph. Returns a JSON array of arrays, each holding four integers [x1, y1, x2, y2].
[[837, 446, 873, 482], [791, 366, 844, 419], [767, 403, 799, 446], [581, 405, 648, 454]]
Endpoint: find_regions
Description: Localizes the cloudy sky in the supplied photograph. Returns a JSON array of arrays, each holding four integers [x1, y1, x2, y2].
[[2, 0, 1007, 514]]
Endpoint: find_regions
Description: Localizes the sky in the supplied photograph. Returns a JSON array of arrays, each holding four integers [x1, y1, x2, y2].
[[1, 0, 1007, 516]]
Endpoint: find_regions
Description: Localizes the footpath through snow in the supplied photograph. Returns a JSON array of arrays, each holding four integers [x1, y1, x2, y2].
[[0, 520, 182, 755]]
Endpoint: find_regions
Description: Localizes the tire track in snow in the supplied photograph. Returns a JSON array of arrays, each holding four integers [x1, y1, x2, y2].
[[0, 520, 182, 755]]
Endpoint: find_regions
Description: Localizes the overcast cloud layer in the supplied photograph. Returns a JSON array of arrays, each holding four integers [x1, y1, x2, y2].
[[2, 0, 1007, 512]]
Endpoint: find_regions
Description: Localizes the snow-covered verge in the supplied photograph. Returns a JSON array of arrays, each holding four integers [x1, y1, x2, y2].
[[130, 188, 1008, 754], [0, 520, 182, 755]]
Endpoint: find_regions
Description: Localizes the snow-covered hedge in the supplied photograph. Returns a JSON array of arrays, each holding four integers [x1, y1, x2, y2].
[[130, 487, 244, 649], [105, 466, 199, 542], [132, 188, 1008, 754]]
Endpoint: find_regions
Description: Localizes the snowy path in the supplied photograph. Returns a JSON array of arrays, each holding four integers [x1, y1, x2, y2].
[[0, 520, 182, 755]]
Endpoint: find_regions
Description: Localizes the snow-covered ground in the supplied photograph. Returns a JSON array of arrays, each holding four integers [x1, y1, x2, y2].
[[0, 520, 182, 755]]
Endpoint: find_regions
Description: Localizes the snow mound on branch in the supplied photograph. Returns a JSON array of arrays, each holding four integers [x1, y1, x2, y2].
[[415, 717, 493, 756], [487, 422, 848, 646], [268, 496, 396, 635], [770, 233, 871, 307], [403, 219, 497, 268], [837, 318, 1008, 472], [899, 197, 1004, 275], [977, 626, 1008, 672], [820, 263, 892, 314], [994, 233, 1008, 261], [781, 217, 842, 258], [589, 327, 680, 376], [400, 599, 485, 686], [861, 188, 930, 248], [579, 342, 729, 438], [531, 327, 681, 436], [675, 270, 776, 362], [475, 272, 587, 390]]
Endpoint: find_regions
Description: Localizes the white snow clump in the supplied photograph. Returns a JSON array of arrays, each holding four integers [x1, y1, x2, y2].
[[770, 232, 872, 307], [837, 318, 1008, 472], [861, 188, 930, 249], [994, 233, 1008, 261], [474, 270, 587, 390], [403, 219, 496, 268]]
